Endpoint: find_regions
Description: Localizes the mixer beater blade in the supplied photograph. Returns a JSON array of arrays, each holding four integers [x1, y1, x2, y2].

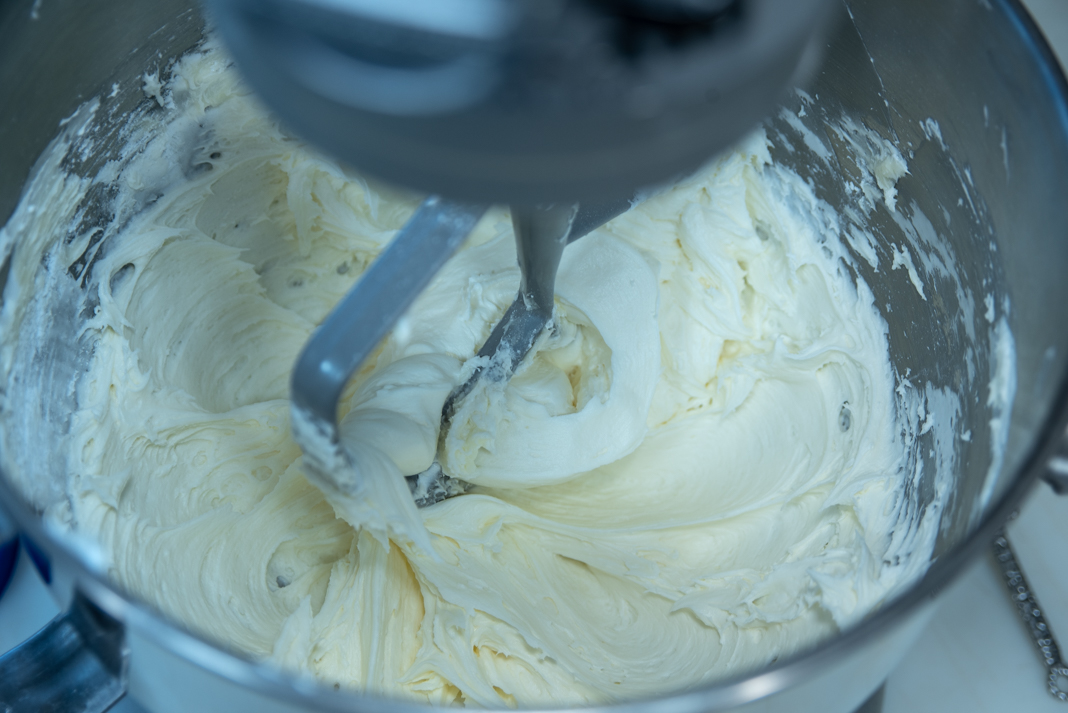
[[291, 196, 631, 507]]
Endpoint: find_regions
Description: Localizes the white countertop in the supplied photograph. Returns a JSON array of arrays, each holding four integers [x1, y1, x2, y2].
[[882, 481, 1068, 712], [2, 2, 1068, 712]]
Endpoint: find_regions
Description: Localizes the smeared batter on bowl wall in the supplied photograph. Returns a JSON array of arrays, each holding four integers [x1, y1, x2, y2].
[[0, 43, 943, 705]]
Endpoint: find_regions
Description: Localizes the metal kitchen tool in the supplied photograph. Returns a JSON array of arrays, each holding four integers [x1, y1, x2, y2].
[[288, 197, 486, 501], [208, 0, 836, 204], [213, 0, 838, 507], [291, 198, 631, 507], [408, 202, 577, 506], [440, 203, 579, 424], [4, 1, 1068, 713], [992, 529, 1068, 702]]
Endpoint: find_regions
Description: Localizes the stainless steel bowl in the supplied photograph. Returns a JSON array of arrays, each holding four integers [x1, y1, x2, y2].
[[1, 1, 1067, 711]]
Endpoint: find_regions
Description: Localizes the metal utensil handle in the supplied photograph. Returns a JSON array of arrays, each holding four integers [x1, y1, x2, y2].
[[0, 589, 127, 712], [438, 197, 630, 423], [992, 530, 1068, 702], [290, 196, 487, 427]]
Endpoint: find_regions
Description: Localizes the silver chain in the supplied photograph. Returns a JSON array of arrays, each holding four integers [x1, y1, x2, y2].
[[992, 529, 1068, 702]]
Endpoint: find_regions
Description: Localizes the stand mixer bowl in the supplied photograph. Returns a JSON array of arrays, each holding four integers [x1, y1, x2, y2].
[[1, 0, 1067, 711]]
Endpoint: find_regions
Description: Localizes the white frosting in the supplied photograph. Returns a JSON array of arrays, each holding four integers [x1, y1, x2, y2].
[[442, 233, 661, 487], [0, 44, 940, 705]]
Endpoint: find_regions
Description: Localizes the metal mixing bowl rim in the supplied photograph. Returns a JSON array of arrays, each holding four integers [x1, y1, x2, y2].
[[1, 0, 1066, 709]]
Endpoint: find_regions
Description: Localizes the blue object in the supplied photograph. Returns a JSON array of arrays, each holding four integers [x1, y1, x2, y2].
[[21, 535, 50, 585], [0, 506, 17, 599], [0, 536, 16, 600]]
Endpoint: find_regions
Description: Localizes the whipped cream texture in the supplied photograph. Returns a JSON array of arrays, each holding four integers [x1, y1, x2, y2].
[[0, 44, 938, 706]]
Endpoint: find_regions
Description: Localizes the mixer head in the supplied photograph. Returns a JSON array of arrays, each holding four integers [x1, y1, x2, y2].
[[207, 0, 836, 203]]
